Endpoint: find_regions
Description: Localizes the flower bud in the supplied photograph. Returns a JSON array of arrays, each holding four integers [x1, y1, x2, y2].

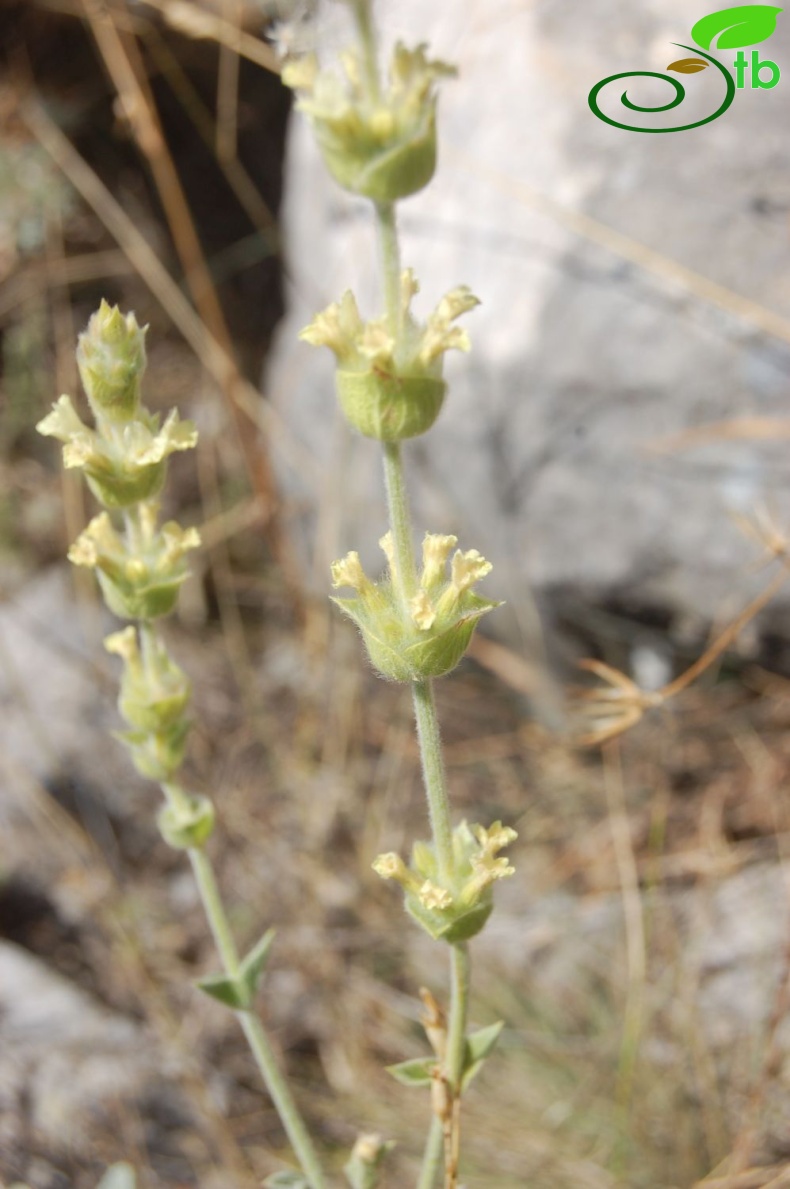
[[331, 532, 499, 682], [158, 792, 215, 850], [283, 43, 456, 202], [76, 300, 147, 424], [301, 276, 479, 442], [373, 819, 517, 943]]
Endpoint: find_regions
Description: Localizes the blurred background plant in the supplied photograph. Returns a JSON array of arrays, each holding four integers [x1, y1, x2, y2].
[[4, 1, 790, 1188]]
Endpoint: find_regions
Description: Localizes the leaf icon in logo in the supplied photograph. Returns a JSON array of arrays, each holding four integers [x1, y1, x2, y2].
[[691, 5, 782, 50], [667, 57, 710, 72]]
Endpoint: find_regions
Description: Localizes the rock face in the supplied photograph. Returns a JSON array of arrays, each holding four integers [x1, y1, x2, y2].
[[0, 941, 153, 1159], [267, 0, 790, 648]]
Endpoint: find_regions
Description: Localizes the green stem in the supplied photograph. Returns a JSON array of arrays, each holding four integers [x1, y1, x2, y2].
[[375, 202, 402, 335], [416, 1118, 443, 1189], [123, 503, 145, 556], [238, 1013, 328, 1189], [187, 845, 327, 1189], [369, 93, 468, 1189], [415, 944, 470, 1189], [382, 440, 418, 600], [188, 846, 242, 975], [349, 0, 381, 101], [446, 943, 470, 1092], [412, 679, 454, 887]]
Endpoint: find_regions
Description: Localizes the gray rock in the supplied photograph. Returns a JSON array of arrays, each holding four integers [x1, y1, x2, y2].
[[0, 568, 104, 785], [0, 941, 153, 1151]]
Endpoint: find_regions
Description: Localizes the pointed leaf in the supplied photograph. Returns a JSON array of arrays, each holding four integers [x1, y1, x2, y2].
[[196, 971, 249, 1010], [691, 5, 782, 50], [461, 1021, 504, 1091], [385, 1056, 437, 1087], [264, 1173, 310, 1188], [97, 1167, 136, 1189], [239, 928, 276, 1002], [667, 57, 709, 72], [465, 1020, 504, 1064]]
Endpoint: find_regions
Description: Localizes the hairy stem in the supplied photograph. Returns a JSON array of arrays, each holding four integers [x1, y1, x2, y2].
[[447, 943, 470, 1092], [375, 201, 402, 335], [382, 440, 418, 600], [412, 679, 454, 887], [186, 842, 327, 1189], [349, 0, 381, 101], [416, 944, 471, 1189], [444, 943, 471, 1189], [417, 1119, 444, 1189], [372, 170, 468, 1189]]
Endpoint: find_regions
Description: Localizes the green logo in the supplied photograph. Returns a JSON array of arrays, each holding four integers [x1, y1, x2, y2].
[[589, 4, 782, 132]]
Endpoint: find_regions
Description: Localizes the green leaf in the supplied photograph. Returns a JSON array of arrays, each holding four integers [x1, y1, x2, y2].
[[691, 5, 782, 50], [239, 928, 276, 1003], [196, 971, 249, 1010], [465, 1020, 504, 1064], [97, 1166, 136, 1189], [385, 1056, 437, 1087], [461, 1021, 504, 1091], [264, 1173, 309, 1188], [667, 57, 710, 72]]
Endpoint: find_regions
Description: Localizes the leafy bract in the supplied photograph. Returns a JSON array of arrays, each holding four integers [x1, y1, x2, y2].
[[385, 1056, 437, 1086]]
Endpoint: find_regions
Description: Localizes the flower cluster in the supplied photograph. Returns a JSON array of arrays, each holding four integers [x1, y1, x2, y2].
[[37, 302, 197, 510], [68, 505, 199, 621], [37, 301, 208, 850], [331, 531, 499, 681], [373, 820, 517, 943], [301, 270, 479, 441], [105, 625, 192, 783], [282, 41, 455, 202]]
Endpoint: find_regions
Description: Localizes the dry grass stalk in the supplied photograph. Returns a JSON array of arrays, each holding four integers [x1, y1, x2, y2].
[[575, 555, 790, 747]]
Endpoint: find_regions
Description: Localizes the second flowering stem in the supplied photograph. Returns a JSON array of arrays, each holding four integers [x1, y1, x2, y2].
[[187, 842, 327, 1189]]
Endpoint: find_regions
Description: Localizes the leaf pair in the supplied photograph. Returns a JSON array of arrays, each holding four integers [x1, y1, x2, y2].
[[387, 1020, 504, 1093], [196, 929, 276, 1011]]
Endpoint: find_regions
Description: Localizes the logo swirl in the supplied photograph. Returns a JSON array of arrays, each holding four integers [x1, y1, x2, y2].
[[588, 45, 736, 133]]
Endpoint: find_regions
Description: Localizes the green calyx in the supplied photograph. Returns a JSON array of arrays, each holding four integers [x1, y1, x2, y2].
[[301, 274, 479, 442], [37, 395, 197, 510], [116, 718, 190, 782], [331, 531, 500, 681], [105, 625, 191, 735], [158, 791, 215, 850], [76, 300, 147, 424], [69, 504, 200, 621], [373, 820, 518, 943], [283, 42, 455, 202]]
